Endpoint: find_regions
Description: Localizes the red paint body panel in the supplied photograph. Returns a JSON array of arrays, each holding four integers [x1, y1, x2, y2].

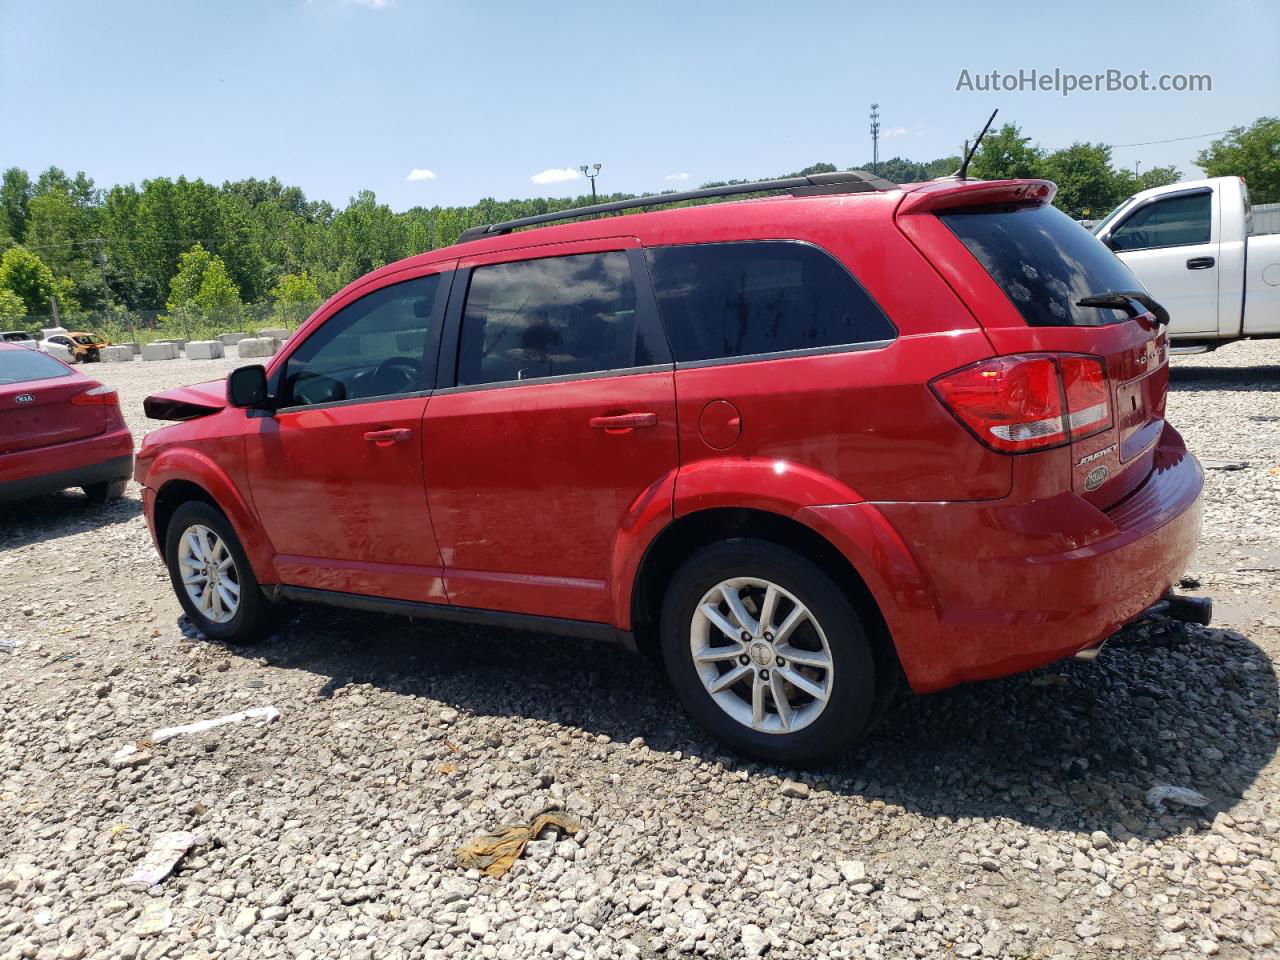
[[424, 370, 678, 621], [0, 344, 133, 499], [135, 179, 1204, 699]]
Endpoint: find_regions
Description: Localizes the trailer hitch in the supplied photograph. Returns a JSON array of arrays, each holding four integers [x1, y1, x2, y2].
[[1074, 591, 1213, 661]]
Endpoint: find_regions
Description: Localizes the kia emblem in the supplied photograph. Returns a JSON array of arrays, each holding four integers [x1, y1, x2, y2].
[[15, 394, 34, 404]]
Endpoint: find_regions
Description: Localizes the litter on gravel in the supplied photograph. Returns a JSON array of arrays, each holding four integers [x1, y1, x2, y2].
[[124, 831, 200, 889], [151, 706, 280, 744], [1145, 784, 1211, 812], [455, 810, 583, 878], [134, 899, 173, 936]]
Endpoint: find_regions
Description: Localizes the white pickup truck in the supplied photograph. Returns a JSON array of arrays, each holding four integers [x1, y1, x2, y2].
[[1091, 176, 1280, 351]]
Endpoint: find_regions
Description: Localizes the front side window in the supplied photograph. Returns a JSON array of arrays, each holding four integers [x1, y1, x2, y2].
[[282, 273, 441, 407], [457, 251, 646, 386], [1109, 192, 1212, 251], [643, 241, 895, 363]]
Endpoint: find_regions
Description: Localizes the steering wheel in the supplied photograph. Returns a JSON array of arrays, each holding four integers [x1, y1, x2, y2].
[[369, 355, 421, 396]]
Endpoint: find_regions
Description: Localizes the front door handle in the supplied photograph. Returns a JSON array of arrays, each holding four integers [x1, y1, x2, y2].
[[589, 412, 658, 432], [363, 428, 411, 446], [1186, 256, 1215, 270]]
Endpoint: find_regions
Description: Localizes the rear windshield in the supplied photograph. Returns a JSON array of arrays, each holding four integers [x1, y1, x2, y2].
[[0, 349, 73, 384], [939, 203, 1141, 327]]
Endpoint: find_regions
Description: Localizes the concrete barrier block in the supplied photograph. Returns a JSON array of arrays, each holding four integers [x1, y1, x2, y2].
[[100, 345, 134, 363], [218, 332, 248, 346], [185, 340, 225, 360], [124, 342, 141, 355], [142, 342, 181, 361], [42, 342, 74, 362], [236, 337, 278, 358], [258, 328, 290, 341]]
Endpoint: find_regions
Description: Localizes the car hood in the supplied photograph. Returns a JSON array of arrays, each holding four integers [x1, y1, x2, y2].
[[143, 379, 227, 421]]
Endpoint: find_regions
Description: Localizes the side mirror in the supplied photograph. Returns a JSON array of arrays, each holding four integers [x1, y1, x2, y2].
[[1100, 234, 1120, 251], [227, 364, 270, 409]]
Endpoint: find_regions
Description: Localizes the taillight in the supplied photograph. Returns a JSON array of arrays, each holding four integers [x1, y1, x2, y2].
[[931, 354, 1111, 454], [70, 383, 119, 406], [1060, 356, 1112, 440]]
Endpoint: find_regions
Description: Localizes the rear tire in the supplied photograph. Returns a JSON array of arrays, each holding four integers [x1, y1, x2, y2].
[[83, 478, 128, 503], [659, 538, 876, 765], [165, 501, 271, 644]]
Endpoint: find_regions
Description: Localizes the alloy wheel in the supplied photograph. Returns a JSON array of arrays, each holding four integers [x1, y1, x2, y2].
[[177, 524, 241, 624], [689, 576, 834, 734]]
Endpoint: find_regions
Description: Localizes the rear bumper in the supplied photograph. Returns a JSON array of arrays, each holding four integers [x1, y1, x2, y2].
[[0, 429, 134, 503], [804, 425, 1203, 693]]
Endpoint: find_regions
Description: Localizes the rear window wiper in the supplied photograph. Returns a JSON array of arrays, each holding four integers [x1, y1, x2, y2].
[[1076, 290, 1170, 327]]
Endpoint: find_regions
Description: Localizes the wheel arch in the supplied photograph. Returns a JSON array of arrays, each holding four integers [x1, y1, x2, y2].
[[146, 449, 278, 583], [627, 507, 902, 692]]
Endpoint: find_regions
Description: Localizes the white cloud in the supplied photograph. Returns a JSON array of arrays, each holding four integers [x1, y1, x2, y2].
[[531, 167, 581, 185], [406, 168, 437, 182], [664, 172, 691, 181], [882, 127, 909, 139]]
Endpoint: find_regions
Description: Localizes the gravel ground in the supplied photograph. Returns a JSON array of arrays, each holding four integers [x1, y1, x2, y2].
[[1, 341, 1278, 960]]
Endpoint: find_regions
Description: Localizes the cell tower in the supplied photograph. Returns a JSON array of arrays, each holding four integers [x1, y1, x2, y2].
[[870, 104, 880, 175]]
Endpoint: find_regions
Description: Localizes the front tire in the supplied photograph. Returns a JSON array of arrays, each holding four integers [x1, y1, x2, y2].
[[659, 539, 876, 765], [165, 501, 270, 644]]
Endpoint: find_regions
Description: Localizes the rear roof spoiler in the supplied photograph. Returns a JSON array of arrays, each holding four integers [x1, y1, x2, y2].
[[897, 179, 1057, 215]]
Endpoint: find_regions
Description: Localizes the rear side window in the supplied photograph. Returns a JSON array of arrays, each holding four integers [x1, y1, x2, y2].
[[940, 204, 1141, 327], [0, 349, 72, 384], [1109, 191, 1212, 251], [457, 251, 648, 386], [643, 241, 895, 363]]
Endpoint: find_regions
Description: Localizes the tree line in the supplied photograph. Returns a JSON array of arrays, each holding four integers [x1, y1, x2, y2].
[[0, 116, 1275, 331]]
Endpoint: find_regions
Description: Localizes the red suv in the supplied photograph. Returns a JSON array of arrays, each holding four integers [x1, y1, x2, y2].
[[136, 173, 1203, 763]]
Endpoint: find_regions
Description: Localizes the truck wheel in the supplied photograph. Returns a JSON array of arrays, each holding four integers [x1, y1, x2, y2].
[[165, 501, 271, 644], [659, 538, 876, 765], [83, 478, 128, 502]]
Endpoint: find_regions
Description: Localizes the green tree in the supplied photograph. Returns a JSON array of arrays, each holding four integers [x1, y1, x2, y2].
[[0, 287, 25, 324], [1042, 143, 1127, 220], [969, 124, 1045, 181], [1197, 117, 1280, 204], [0, 247, 59, 315], [166, 243, 214, 312], [193, 256, 243, 326], [270, 270, 321, 327], [0, 168, 33, 244]]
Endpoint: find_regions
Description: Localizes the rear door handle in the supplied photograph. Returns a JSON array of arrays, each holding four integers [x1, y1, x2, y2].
[[1186, 256, 1215, 270], [363, 428, 411, 445], [589, 412, 658, 431]]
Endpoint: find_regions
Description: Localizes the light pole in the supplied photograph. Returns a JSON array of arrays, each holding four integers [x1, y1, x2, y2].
[[869, 104, 880, 175], [580, 163, 601, 202]]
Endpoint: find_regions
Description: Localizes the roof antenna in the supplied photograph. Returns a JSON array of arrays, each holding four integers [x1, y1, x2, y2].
[[955, 108, 999, 180]]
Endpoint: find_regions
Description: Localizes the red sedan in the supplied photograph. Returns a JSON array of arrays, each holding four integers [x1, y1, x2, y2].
[[0, 343, 134, 503]]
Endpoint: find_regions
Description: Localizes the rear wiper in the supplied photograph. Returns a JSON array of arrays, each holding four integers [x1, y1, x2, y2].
[[1076, 290, 1170, 327]]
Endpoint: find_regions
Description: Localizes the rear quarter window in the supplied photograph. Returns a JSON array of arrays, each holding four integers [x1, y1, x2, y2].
[[0, 349, 73, 384], [940, 203, 1141, 327], [643, 241, 895, 363]]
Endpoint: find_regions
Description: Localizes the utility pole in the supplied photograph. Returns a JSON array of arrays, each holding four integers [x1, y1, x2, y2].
[[580, 163, 601, 202], [1134, 160, 1142, 178], [869, 104, 880, 175]]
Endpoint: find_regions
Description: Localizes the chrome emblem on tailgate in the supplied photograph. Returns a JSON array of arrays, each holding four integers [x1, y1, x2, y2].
[[15, 394, 34, 404], [1084, 465, 1110, 491]]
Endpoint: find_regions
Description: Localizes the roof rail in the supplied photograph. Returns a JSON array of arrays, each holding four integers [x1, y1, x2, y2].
[[456, 170, 897, 243]]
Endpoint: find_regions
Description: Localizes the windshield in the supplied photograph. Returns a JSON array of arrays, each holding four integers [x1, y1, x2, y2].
[[939, 203, 1143, 327], [1090, 198, 1135, 236], [0, 349, 74, 384]]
